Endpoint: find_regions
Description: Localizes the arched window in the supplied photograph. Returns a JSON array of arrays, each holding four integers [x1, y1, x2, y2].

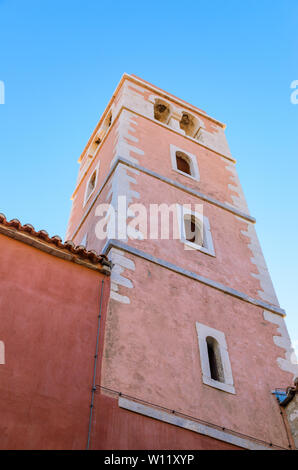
[[85, 170, 97, 204], [154, 99, 171, 124], [170, 145, 200, 181], [177, 205, 215, 256], [184, 215, 203, 246], [196, 322, 235, 394], [176, 151, 191, 175], [179, 112, 198, 137], [206, 337, 225, 383]]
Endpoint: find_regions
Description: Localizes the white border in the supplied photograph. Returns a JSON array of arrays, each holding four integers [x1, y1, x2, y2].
[[170, 144, 200, 181], [196, 322, 235, 394], [176, 205, 215, 256]]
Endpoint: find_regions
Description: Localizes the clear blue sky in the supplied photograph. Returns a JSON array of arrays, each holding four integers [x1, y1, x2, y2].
[[0, 1, 297, 352]]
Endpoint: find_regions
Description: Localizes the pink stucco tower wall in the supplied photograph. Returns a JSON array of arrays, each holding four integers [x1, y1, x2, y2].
[[66, 74, 298, 450]]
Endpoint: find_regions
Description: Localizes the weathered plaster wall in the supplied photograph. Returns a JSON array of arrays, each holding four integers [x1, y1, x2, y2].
[[90, 393, 242, 450], [115, 110, 236, 203], [74, 165, 278, 307], [110, 169, 272, 303], [100, 252, 292, 449], [0, 234, 110, 449], [68, 99, 279, 307]]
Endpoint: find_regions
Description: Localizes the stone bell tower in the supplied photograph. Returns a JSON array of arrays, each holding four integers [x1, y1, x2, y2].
[[66, 74, 297, 450]]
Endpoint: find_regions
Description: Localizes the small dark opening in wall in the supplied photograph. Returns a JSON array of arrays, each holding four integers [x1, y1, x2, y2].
[[181, 113, 190, 125], [86, 171, 97, 201], [186, 218, 196, 243], [176, 151, 191, 175], [184, 215, 203, 246], [156, 104, 166, 113], [185, 215, 203, 245], [90, 172, 96, 189], [206, 336, 225, 383]]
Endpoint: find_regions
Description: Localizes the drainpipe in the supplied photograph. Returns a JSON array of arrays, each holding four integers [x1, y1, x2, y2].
[[86, 279, 104, 450]]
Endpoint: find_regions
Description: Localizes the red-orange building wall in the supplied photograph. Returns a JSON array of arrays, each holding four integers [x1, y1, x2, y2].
[[0, 232, 110, 450]]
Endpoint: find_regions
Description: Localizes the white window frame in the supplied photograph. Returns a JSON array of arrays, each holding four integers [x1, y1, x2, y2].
[[176, 205, 215, 256], [196, 322, 235, 394], [170, 144, 200, 181], [83, 163, 99, 207]]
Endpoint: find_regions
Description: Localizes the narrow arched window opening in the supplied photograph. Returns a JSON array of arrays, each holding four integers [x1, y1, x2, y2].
[[206, 336, 225, 383], [176, 151, 191, 175], [86, 170, 97, 201], [154, 99, 170, 124], [184, 215, 203, 246]]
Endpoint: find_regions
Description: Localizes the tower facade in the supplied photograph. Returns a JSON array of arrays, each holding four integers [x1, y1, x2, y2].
[[66, 74, 297, 450]]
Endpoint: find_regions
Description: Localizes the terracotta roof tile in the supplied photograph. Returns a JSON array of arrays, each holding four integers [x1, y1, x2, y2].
[[0, 213, 111, 269]]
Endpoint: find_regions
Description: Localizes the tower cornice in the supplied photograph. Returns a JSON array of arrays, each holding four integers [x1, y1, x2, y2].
[[77, 74, 228, 165]]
